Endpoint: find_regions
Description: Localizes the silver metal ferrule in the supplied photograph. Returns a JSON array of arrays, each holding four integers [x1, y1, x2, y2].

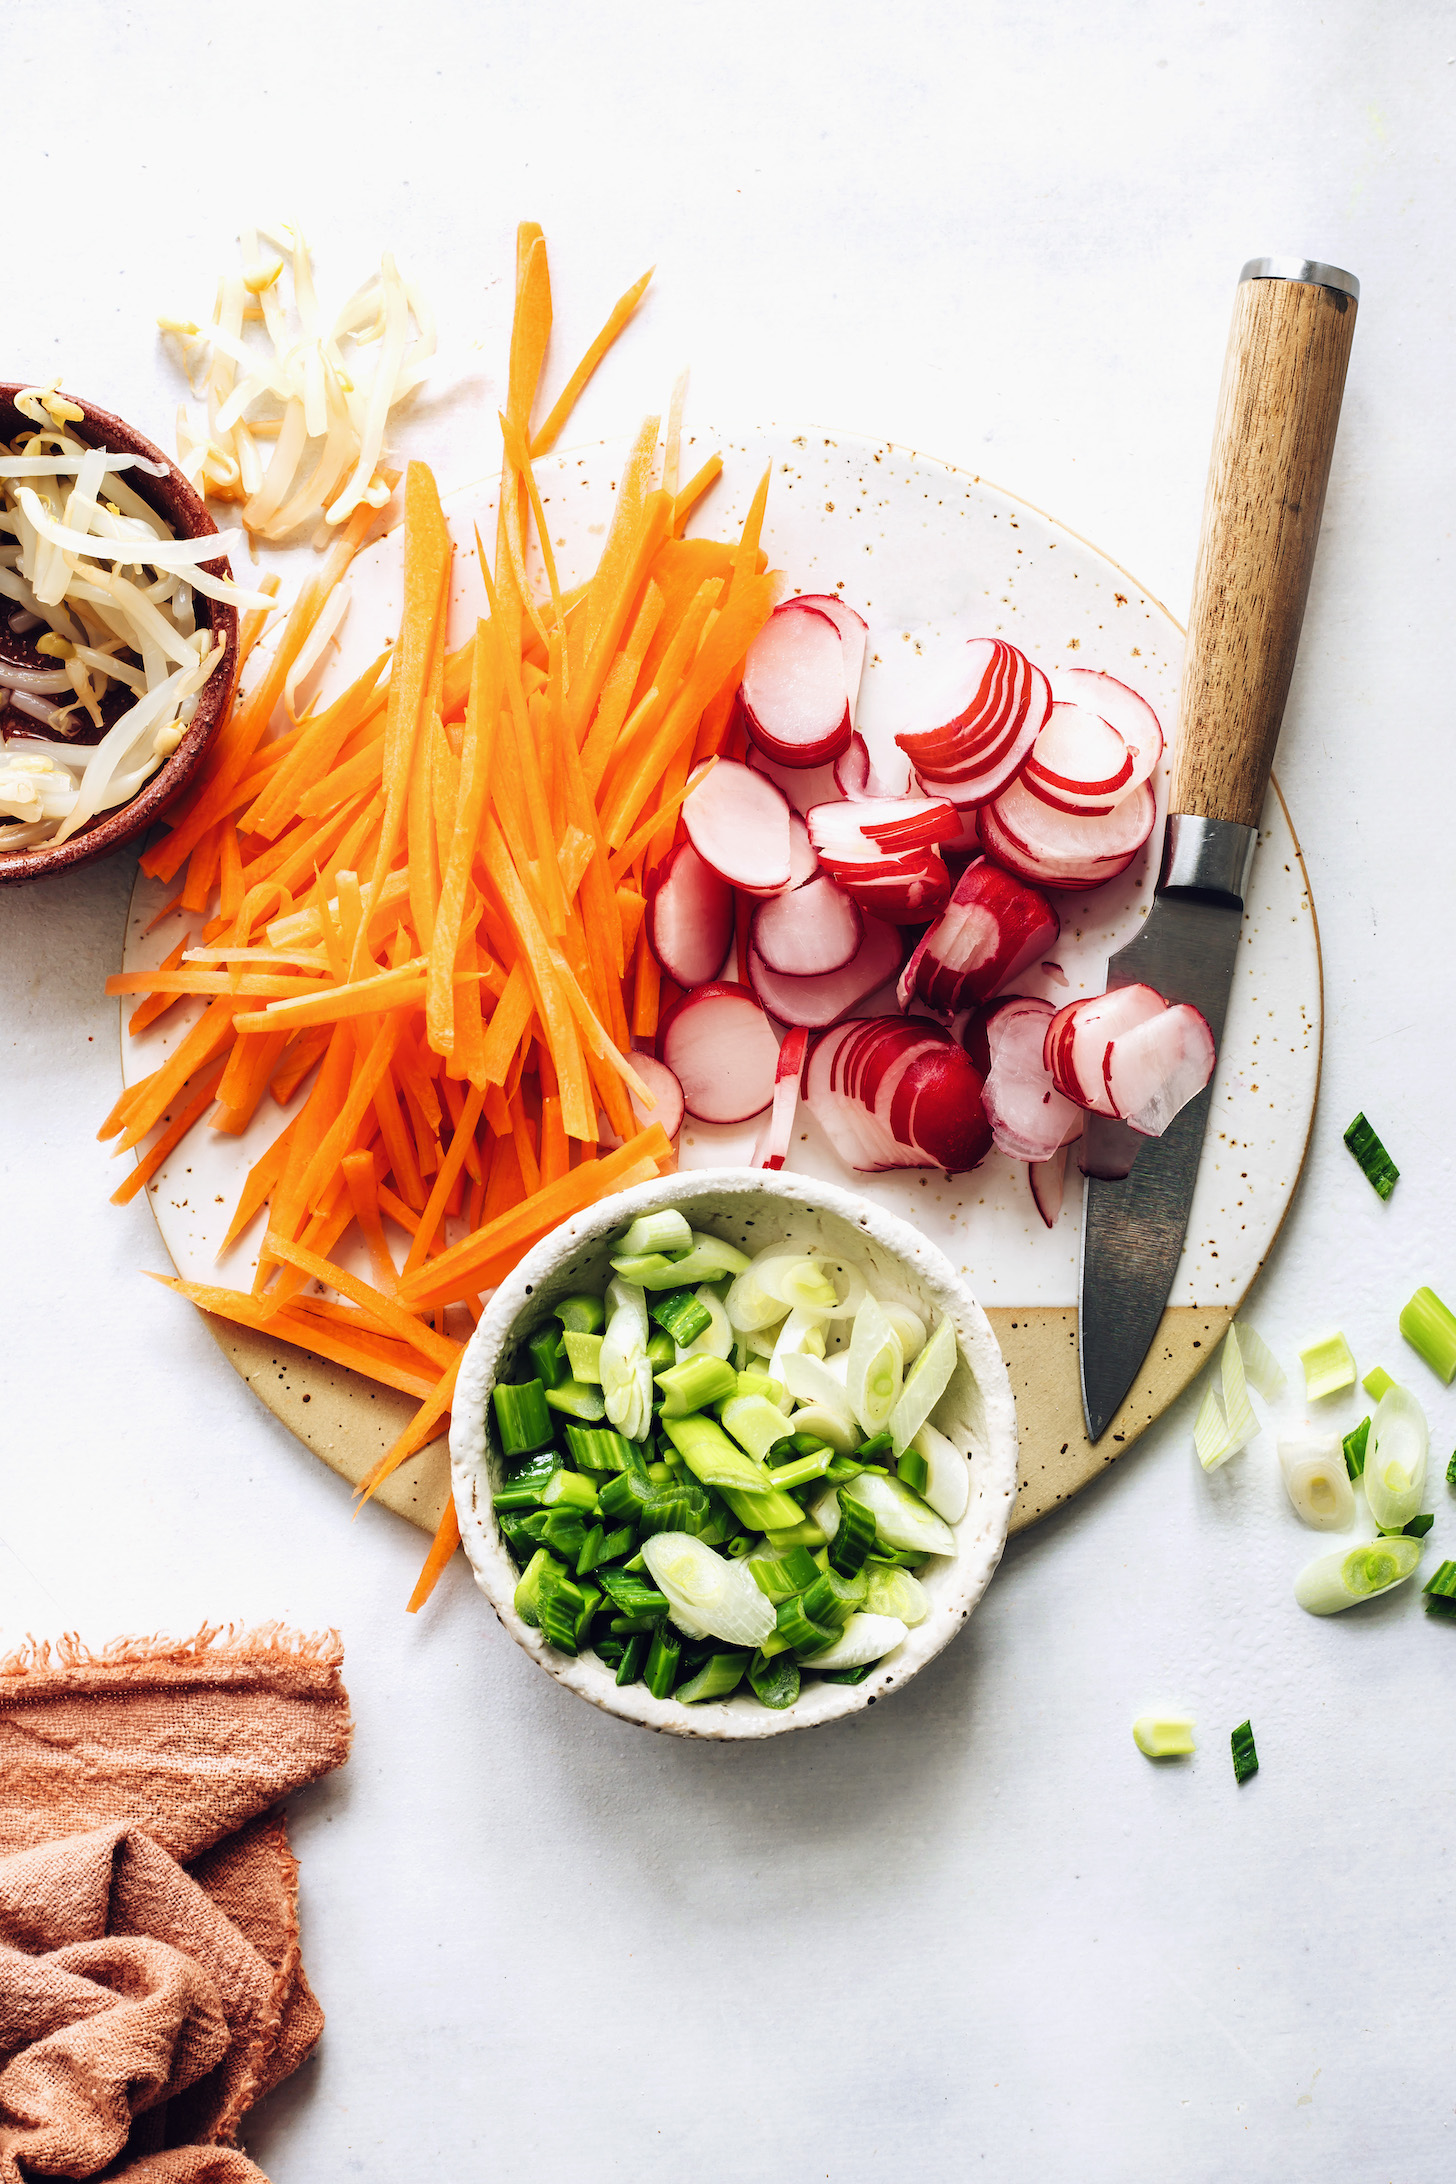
[[1239, 255, 1360, 302], [1158, 813, 1258, 907]]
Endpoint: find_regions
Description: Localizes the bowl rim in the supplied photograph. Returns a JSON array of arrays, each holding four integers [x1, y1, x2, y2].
[[0, 381, 239, 884], [448, 1166, 1019, 1740]]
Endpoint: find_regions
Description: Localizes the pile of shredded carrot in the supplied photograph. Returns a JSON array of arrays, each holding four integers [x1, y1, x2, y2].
[[102, 224, 778, 1611]]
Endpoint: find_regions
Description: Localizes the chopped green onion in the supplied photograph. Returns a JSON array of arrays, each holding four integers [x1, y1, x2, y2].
[[1401, 1513, 1435, 1539], [1299, 1330, 1357, 1402], [1132, 1714, 1195, 1758], [563, 1425, 637, 1474], [595, 1525, 637, 1566], [827, 1493, 876, 1577], [539, 1468, 599, 1514], [638, 1480, 711, 1538], [641, 1532, 778, 1646], [846, 1292, 903, 1436], [618, 1209, 695, 1260], [540, 1510, 589, 1560], [798, 1610, 907, 1670], [555, 1291, 605, 1335], [598, 1568, 670, 1617], [645, 1329, 676, 1371], [1194, 1324, 1263, 1471], [1363, 1365, 1395, 1401], [649, 1287, 713, 1346], [575, 1582, 603, 1650], [747, 1546, 821, 1602], [887, 1311, 956, 1454], [800, 1567, 868, 1626], [528, 1327, 567, 1388], [1343, 1417, 1370, 1479], [1277, 1434, 1356, 1530], [1343, 1112, 1399, 1200], [575, 1523, 606, 1576], [597, 1468, 655, 1523], [1233, 1322, 1287, 1401], [643, 1626, 682, 1698], [855, 1430, 894, 1463], [632, 1233, 752, 1288], [544, 1378, 608, 1422], [1448, 1450, 1456, 1490], [609, 1613, 663, 1635], [766, 1446, 834, 1492], [645, 1461, 673, 1484], [675, 1651, 750, 1704], [775, 1396, 858, 1455], [492, 1451, 559, 1510], [1295, 1533, 1424, 1614], [724, 1533, 752, 1558], [777, 1597, 838, 1654], [1230, 1720, 1258, 1785], [861, 1564, 929, 1625], [721, 1393, 795, 1465], [610, 1251, 676, 1284], [827, 1472, 955, 1557], [896, 1447, 930, 1497], [513, 1547, 559, 1628], [537, 1565, 585, 1654], [499, 1512, 537, 1556], [562, 1330, 604, 1382], [492, 1379, 554, 1457], [734, 1369, 788, 1410], [759, 1515, 829, 1549], [660, 1410, 774, 1492], [1422, 1560, 1456, 1618], [822, 1663, 875, 1685], [655, 1354, 739, 1418], [1363, 1385, 1429, 1532], [614, 1632, 649, 1684], [1399, 1286, 1456, 1385], [748, 1651, 800, 1708]]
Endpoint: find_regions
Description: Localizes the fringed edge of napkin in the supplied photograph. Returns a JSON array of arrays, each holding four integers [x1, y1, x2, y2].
[[0, 1622, 344, 1680]]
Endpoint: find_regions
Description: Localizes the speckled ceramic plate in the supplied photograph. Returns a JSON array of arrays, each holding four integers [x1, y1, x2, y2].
[[118, 427, 1321, 1528]]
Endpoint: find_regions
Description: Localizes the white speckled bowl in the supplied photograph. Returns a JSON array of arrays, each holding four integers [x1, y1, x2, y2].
[[449, 1169, 1018, 1738]]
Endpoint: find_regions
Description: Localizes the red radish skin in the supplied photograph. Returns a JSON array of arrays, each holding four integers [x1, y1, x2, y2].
[[760, 1023, 809, 1170], [978, 774, 1155, 891], [806, 1017, 992, 1175], [740, 602, 852, 768], [819, 846, 952, 925], [807, 795, 961, 858], [682, 758, 792, 896], [659, 982, 782, 1124], [1029, 1145, 1070, 1228], [1047, 665, 1163, 792], [897, 638, 1051, 804], [897, 858, 1059, 1018], [787, 812, 818, 889], [1020, 702, 1135, 815], [645, 841, 734, 988], [747, 747, 843, 817], [790, 596, 867, 717], [979, 996, 1085, 1162], [1045, 984, 1166, 1115], [1104, 1001, 1216, 1137], [835, 730, 912, 802], [751, 873, 863, 977], [748, 916, 902, 1029]]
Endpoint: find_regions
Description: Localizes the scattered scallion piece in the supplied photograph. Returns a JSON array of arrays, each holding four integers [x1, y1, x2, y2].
[[1132, 1714, 1195, 1759], [1399, 1286, 1456, 1385], [765, 1445, 833, 1491], [1447, 1450, 1456, 1490], [1194, 1324, 1261, 1470], [828, 1494, 877, 1577], [675, 1650, 750, 1704], [897, 1447, 930, 1497], [562, 1330, 604, 1383], [1343, 1417, 1370, 1479], [513, 1548, 556, 1628], [493, 1379, 554, 1457], [555, 1292, 605, 1336], [1230, 1720, 1258, 1786], [1363, 1365, 1394, 1401], [528, 1327, 567, 1388], [619, 1209, 694, 1260], [1401, 1514, 1435, 1539], [1299, 1330, 1357, 1402], [544, 1378, 607, 1422], [643, 1626, 681, 1698], [1278, 1434, 1356, 1530], [1343, 1112, 1399, 1200], [1422, 1560, 1456, 1618], [649, 1287, 713, 1347], [748, 1651, 800, 1708], [1295, 1533, 1424, 1614], [1363, 1385, 1429, 1533], [615, 1632, 649, 1684]]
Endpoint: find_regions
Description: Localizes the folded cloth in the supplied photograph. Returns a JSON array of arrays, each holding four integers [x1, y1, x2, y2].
[[0, 1626, 351, 2184]]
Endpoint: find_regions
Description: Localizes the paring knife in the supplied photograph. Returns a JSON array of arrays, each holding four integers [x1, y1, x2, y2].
[[1078, 256, 1360, 1441]]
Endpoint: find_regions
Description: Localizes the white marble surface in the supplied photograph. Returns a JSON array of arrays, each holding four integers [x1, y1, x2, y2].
[[4, 3, 1454, 2177]]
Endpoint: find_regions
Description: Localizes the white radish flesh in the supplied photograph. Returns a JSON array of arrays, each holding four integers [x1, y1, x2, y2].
[[787, 811, 818, 888], [752, 874, 863, 976], [897, 857, 1059, 1018], [896, 638, 1051, 805], [681, 759, 792, 894], [1045, 984, 1167, 1116], [808, 795, 961, 858], [625, 1051, 685, 1140], [835, 729, 912, 801], [981, 997, 1085, 1162], [820, 846, 952, 925], [748, 916, 902, 1029], [645, 840, 734, 987], [790, 594, 868, 716], [659, 983, 781, 1123], [1047, 665, 1163, 792], [740, 601, 852, 768], [1104, 1001, 1216, 1138], [979, 774, 1155, 891], [1019, 701, 1133, 813], [746, 746, 843, 817]]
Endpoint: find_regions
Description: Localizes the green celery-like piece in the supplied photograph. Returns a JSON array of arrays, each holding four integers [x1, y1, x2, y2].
[[598, 1469, 654, 1523], [544, 1378, 607, 1422], [1401, 1514, 1435, 1539], [498, 1512, 536, 1558], [609, 1252, 676, 1287], [492, 1380, 554, 1457], [1132, 1714, 1196, 1758], [1363, 1365, 1395, 1401], [650, 1287, 713, 1346], [747, 1546, 821, 1602], [563, 1425, 636, 1474], [575, 1582, 603, 1650], [1422, 1559, 1456, 1618], [1299, 1332, 1357, 1402], [767, 1446, 834, 1492], [646, 1329, 676, 1372], [1448, 1450, 1456, 1490], [492, 1451, 559, 1510], [1343, 1112, 1399, 1200], [528, 1327, 567, 1389], [723, 1394, 795, 1465], [538, 1564, 586, 1654], [609, 1613, 663, 1635], [655, 1355, 739, 1418], [513, 1548, 559, 1629], [1400, 1287, 1456, 1385], [897, 1447, 930, 1496], [615, 1632, 650, 1685], [562, 1330, 604, 1383], [822, 1455, 867, 1486], [540, 1469, 598, 1514], [1230, 1720, 1259, 1786], [595, 1525, 637, 1565], [675, 1651, 751, 1704], [556, 1291, 605, 1335], [643, 1627, 681, 1698], [754, 1510, 826, 1546], [540, 1510, 588, 1559], [801, 1567, 867, 1626], [748, 1651, 801, 1708], [660, 1411, 775, 1490], [599, 1568, 670, 1617], [855, 1431, 895, 1463], [575, 1524, 606, 1576], [619, 1208, 695, 1258], [1343, 1417, 1370, 1479], [828, 1494, 877, 1577], [822, 1663, 875, 1685], [594, 1636, 627, 1668], [638, 1479, 711, 1538], [734, 1369, 786, 1408], [777, 1596, 838, 1654]]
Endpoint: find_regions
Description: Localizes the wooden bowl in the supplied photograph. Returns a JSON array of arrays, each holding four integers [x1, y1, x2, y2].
[[0, 382, 239, 884], [449, 1168, 1019, 1740]]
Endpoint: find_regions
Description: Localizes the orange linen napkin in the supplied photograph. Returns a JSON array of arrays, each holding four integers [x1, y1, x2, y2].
[[0, 1626, 352, 2184]]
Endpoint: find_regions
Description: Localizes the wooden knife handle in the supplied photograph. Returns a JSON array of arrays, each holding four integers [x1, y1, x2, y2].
[[1169, 264, 1358, 828]]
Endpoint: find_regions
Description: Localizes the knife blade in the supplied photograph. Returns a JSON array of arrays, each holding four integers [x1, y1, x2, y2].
[[1077, 256, 1360, 1441]]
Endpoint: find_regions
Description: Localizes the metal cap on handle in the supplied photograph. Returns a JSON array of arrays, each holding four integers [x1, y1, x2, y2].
[[1239, 256, 1360, 301]]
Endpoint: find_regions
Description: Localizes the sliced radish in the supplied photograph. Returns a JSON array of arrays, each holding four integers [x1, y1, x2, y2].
[[787, 811, 818, 889], [760, 1024, 809, 1170], [740, 602, 852, 769], [659, 982, 781, 1123], [980, 996, 1085, 1162], [748, 916, 902, 1028], [1045, 984, 1166, 1115], [1029, 1145, 1070, 1229], [747, 747, 843, 817], [898, 858, 1059, 1018], [1020, 702, 1134, 815], [806, 1016, 991, 1175], [896, 638, 1051, 804], [682, 758, 792, 896], [790, 595, 867, 717], [752, 873, 863, 977], [835, 730, 912, 802], [1104, 1002, 1216, 1138], [1047, 665, 1163, 793], [827, 847, 951, 925], [645, 841, 734, 988], [626, 1051, 685, 1140], [808, 795, 961, 858], [978, 775, 1155, 892]]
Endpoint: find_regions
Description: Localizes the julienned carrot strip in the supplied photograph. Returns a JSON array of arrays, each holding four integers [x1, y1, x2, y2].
[[126, 932, 193, 1036], [571, 481, 672, 747], [397, 1126, 670, 1308], [530, 265, 654, 458], [258, 1022, 355, 1277], [114, 999, 240, 1154], [403, 1082, 487, 1277], [377, 1182, 422, 1236], [580, 578, 666, 794], [632, 924, 661, 1041], [357, 1351, 464, 1508], [221, 1118, 298, 1253], [584, 1041, 634, 1145], [615, 884, 646, 962], [672, 454, 723, 536], [261, 1233, 460, 1369], [110, 1062, 228, 1207], [509, 1095, 541, 1198], [232, 962, 428, 1033], [269, 1026, 332, 1106], [607, 758, 715, 885], [480, 820, 592, 1137], [429, 1154, 666, 1305], [373, 1067, 427, 1211], [406, 560, 450, 955], [247, 651, 389, 836], [211, 1028, 290, 1136], [149, 1275, 442, 1402], [218, 824, 244, 924], [108, 969, 330, 999], [406, 1496, 462, 1613], [691, 674, 740, 767], [445, 924, 488, 1085], [144, 890, 187, 935], [341, 1149, 399, 1293], [261, 1173, 359, 1315], [98, 1075, 147, 1141], [439, 1072, 485, 1183], [731, 464, 773, 589], [293, 1015, 403, 1216], [181, 825, 224, 913], [479, 960, 533, 1086], [508, 234, 553, 436]]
